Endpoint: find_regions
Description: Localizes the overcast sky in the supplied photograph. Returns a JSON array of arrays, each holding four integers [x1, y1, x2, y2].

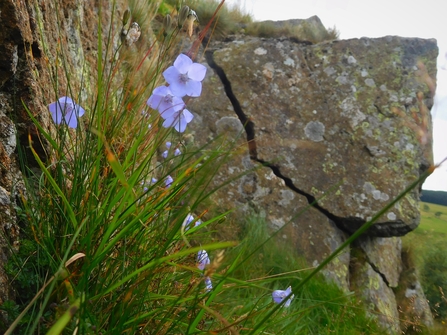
[[225, 0, 447, 192]]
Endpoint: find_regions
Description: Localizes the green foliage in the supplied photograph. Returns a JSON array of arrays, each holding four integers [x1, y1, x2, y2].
[[214, 216, 383, 334], [420, 241, 447, 319], [244, 20, 339, 43], [423, 203, 430, 212], [403, 202, 447, 332]]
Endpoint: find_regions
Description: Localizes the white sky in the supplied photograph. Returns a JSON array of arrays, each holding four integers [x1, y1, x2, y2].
[[226, 0, 447, 192]]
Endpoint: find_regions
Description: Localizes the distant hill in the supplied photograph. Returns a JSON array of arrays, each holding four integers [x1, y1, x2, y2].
[[421, 190, 447, 206]]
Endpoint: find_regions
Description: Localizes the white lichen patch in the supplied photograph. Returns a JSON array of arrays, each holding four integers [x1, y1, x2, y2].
[[254, 47, 267, 55], [336, 76, 349, 85], [324, 66, 336, 76], [387, 212, 397, 220], [340, 97, 366, 127], [347, 55, 357, 64], [283, 57, 295, 67], [278, 190, 295, 206], [304, 121, 325, 142], [363, 182, 390, 202], [270, 217, 285, 229], [365, 78, 376, 87]]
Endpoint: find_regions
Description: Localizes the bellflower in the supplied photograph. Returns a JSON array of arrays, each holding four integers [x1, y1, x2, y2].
[[183, 214, 202, 231], [174, 148, 181, 156], [48, 96, 85, 129], [163, 54, 207, 97], [204, 276, 213, 291], [147, 86, 184, 115], [162, 108, 194, 133], [272, 286, 294, 307], [165, 175, 174, 188], [197, 250, 210, 271]]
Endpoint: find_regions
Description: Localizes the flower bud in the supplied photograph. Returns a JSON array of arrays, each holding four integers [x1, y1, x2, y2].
[[163, 14, 172, 35], [178, 5, 190, 28], [122, 9, 131, 26]]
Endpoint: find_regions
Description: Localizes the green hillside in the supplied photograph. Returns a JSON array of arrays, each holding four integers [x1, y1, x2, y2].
[[402, 202, 447, 333], [418, 202, 447, 234]]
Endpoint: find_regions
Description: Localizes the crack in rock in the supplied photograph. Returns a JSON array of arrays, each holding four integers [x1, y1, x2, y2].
[[365, 258, 390, 287], [205, 49, 348, 232]]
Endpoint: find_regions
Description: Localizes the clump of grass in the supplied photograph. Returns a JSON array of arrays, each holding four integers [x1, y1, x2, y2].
[[161, 0, 252, 38], [213, 215, 383, 334], [245, 19, 339, 43]]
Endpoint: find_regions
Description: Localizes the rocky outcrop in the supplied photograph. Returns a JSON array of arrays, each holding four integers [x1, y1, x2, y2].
[[188, 35, 437, 333]]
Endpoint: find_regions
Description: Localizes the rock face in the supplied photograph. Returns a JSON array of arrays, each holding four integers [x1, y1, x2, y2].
[[188, 35, 437, 333], [0, 0, 125, 329]]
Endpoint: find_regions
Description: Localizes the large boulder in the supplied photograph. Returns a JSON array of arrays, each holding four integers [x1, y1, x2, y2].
[[188, 33, 437, 333]]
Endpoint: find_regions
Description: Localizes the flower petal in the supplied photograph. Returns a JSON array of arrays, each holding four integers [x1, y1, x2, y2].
[[188, 63, 207, 81], [182, 109, 194, 123], [168, 81, 188, 98], [65, 112, 78, 129], [147, 94, 163, 110], [173, 54, 193, 73], [162, 115, 179, 129], [153, 85, 170, 96], [185, 80, 202, 97], [49, 102, 63, 125], [163, 66, 181, 88], [58, 96, 74, 105], [75, 104, 86, 117]]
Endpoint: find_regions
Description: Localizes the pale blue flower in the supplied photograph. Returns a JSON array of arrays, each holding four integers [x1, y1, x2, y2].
[[162, 108, 194, 133], [162, 150, 168, 159], [174, 148, 181, 156], [272, 286, 294, 307], [147, 86, 184, 116], [204, 276, 213, 291], [163, 54, 207, 97], [165, 175, 173, 187], [166, 141, 172, 148], [197, 250, 210, 271], [183, 214, 195, 229], [48, 96, 85, 128], [183, 214, 202, 231]]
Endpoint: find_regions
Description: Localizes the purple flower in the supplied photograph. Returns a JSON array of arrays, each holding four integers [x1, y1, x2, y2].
[[183, 214, 202, 231], [165, 175, 174, 187], [48, 96, 85, 129], [162, 108, 194, 133], [166, 141, 172, 149], [163, 54, 207, 97], [174, 148, 181, 156], [272, 286, 294, 307], [204, 276, 213, 291], [183, 214, 195, 229], [147, 86, 184, 115], [162, 150, 168, 159], [197, 250, 210, 271]]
